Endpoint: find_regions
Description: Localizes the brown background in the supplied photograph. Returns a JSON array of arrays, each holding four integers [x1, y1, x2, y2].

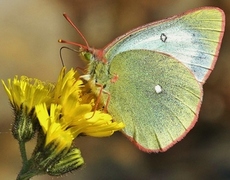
[[0, 0, 230, 179]]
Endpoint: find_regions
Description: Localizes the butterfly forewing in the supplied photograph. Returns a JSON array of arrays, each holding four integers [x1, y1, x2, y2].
[[103, 7, 225, 84]]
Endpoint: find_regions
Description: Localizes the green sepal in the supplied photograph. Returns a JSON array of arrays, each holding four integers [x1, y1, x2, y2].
[[12, 106, 38, 142], [47, 147, 84, 176]]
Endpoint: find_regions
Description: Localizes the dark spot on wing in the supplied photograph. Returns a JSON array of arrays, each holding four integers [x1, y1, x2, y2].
[[160, 33, 167, 42]]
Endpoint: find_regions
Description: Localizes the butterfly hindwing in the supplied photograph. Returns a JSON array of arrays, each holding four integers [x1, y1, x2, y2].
[[101, 50, 202, 152]]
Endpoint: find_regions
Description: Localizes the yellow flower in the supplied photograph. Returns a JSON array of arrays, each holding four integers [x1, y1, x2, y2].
[[52, 67, 125, 138], [2, 76, 54, 115], [35, 67, 124, 152], [2, 67, 125, 178], [52, 67, 83, 105], [1, 76, 54, 141], [35, 103, 73, 153], [71, 111, 125, 137]]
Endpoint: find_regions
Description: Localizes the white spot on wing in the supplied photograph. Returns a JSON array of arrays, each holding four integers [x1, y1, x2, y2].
[[155, 85, 162, 94]]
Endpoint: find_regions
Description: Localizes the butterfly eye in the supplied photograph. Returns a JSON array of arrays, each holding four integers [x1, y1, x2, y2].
[[80, 51, 94, 62]]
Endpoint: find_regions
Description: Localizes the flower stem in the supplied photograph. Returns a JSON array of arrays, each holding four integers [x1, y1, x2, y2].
[[16, 161, 40, 180], [18, 140, 28, 164]]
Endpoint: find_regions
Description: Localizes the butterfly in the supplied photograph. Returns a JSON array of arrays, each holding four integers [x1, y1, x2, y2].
[[59, 7, 225, 152]]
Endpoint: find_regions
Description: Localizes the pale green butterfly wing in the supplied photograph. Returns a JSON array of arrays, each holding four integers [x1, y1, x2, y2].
[[98, 50, 202, 152], [62, 7, 224, 152], [103, 7, 225, 84]]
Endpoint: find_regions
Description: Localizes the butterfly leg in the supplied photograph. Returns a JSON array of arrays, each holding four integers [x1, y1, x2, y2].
[[94, 83, 111, 113]]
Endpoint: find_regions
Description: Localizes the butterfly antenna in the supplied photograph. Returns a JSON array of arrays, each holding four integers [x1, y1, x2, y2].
[[59, 13, 90, 49], [59, 46, 81, 66]]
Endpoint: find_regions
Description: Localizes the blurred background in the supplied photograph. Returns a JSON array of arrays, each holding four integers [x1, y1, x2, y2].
[[0, 0, 230, 179]]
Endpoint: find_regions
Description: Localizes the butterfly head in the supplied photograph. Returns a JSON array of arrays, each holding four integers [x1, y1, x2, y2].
[[59, 13, 107, 64]]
